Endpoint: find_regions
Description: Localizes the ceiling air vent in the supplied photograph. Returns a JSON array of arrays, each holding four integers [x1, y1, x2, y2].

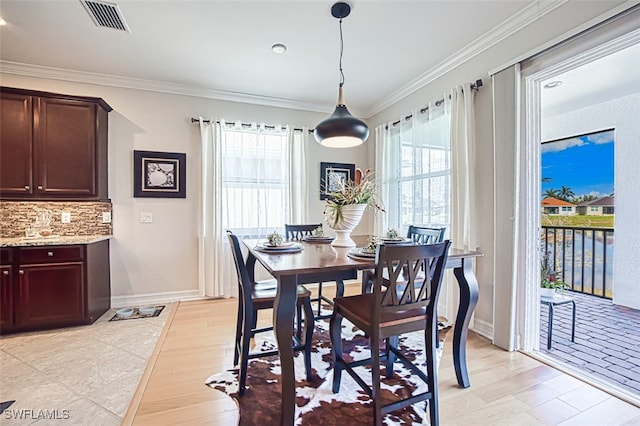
[[80, 0, 130, 32]]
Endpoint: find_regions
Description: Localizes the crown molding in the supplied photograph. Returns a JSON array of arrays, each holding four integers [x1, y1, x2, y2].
[[0, 60, 328, 114], [364, 0, 568, 118]]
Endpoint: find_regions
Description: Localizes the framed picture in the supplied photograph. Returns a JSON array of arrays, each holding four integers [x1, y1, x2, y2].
[[133, 150, 186, 198], [320, 162, 355, 200]]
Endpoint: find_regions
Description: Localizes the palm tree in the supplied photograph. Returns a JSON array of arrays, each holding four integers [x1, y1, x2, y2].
[[557, 186, 575, 201], [543, 188, 560, 199]]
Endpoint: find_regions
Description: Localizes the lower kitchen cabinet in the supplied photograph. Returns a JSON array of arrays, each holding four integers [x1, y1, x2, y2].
[[0, 239, 110, 334], [1, 264, 13, 329]]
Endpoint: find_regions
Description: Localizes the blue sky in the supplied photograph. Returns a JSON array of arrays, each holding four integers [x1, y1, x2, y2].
[[541, 129, 614, 197]]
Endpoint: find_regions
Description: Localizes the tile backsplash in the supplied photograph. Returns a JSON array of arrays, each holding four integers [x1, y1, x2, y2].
[[0, 201, 112, 238]]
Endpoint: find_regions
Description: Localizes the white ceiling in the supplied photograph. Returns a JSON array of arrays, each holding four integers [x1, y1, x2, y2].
[[542, 42, 640, 117], [0, 1, 638, 118]]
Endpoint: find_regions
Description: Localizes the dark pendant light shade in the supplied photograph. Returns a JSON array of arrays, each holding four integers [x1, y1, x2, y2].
[[314, 86, 369, 148], [314, 2, 369, 148]]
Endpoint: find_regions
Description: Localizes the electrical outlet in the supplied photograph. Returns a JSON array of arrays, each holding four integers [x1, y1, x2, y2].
[[61, 212, 71, 224], [102, 212, 112, 223], [140, 212, 153, 223]]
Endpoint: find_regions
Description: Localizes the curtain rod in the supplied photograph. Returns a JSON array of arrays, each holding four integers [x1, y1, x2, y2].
[[190, 117, 312, 133], [387, 79, 483, 129], [192, 78, 483, 131]]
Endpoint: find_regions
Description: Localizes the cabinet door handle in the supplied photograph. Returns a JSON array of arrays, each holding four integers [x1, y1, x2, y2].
[[24, 185, 30, 191], [2, 270, 8, 275], [47, 251, 54, 257], [19, 270, 24, 275], [38, 185, 44, 190]]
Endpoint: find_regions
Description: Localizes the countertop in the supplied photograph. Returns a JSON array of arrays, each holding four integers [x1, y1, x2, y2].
[[0, 235, 112, 247]]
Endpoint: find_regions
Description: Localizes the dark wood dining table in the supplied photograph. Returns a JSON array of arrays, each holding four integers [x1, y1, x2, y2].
[[244, 235, 481, 426]]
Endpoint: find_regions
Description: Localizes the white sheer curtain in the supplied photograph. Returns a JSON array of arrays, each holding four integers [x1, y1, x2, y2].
[[198, 119, 306, 298], [374, 124, 393, 235], [288, 128, 309, 224], [374, 98, 452, 237], [450, 84, 478, 251], [198, 117, 227, 297]]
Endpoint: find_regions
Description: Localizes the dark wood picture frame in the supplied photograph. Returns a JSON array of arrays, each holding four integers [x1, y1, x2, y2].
[[320, 162, 355, 200], [133, 150, 186, 198]]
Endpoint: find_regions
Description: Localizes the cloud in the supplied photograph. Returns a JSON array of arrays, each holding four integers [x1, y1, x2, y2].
[[584, 130, 614, 144], [541, 130, 614, 153], [541, 137, 584, 153]]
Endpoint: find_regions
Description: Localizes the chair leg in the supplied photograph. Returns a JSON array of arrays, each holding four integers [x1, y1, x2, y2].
[[372, 334, 382, 426], [435, 307, 440, 349], [251, 308, 259, 337], [239, 308, 255, 396], [302, 297, 314, 381], [296, 304, 303, 340], [335, 280, 344, 298], [316, 282, 323, 316], [234, 296, 244, 366], [330, 311, 344, 393], [426, 326, 439, 426], [361, 270, 373, 294], [385, 336, 398, 379]]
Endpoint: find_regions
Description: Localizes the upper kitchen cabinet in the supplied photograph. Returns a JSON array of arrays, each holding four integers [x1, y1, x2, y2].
[[0, 87, 112, 201]]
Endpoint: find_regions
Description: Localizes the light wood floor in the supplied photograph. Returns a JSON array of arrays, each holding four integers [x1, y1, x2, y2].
[[124, 283, 640, 425]]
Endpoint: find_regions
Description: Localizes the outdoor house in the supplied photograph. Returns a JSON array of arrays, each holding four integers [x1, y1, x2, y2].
[[541, 196, 577, 215], [577, 195, 616, 215]]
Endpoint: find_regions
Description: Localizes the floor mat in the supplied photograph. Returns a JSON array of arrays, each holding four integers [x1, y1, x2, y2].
[[109, 305, 165, 321]]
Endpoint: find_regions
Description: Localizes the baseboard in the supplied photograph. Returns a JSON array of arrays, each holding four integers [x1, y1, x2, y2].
[[111, 290, 204, 308], [470, 318, 493, 341]]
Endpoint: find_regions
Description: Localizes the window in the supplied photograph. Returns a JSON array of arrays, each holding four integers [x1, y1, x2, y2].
[[385, 107, 451, 233], [220, 124, 292, 236]]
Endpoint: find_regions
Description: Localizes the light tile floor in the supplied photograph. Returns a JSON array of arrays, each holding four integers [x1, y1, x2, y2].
[[0, 305, 172, 425]]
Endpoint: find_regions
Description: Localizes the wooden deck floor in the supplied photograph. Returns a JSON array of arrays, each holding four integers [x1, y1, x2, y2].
[[539, 290, 640, 398]]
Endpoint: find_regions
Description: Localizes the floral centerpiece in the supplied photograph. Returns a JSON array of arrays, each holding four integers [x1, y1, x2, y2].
[[386, 228, 400, 239], [323, 168, 384, 247], [266, 231, 284, 247]]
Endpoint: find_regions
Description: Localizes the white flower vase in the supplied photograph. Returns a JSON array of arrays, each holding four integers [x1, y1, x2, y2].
[[326, 204, 367, 247]]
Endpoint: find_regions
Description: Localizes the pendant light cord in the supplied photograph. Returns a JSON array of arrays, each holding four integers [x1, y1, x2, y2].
[[339, 18, 344, 87]]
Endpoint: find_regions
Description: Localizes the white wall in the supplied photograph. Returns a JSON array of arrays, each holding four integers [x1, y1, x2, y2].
[[0, 74, 370, 304], [368, 1, 629, 336], [543, 93, 640, 309]]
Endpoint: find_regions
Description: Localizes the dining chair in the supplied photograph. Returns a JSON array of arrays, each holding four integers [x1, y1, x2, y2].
[[285, 223, 344, 319], [227, 231, 314, 396], [330, 241, 450, 426], [361, 225, 447, 294], [406, 225, 446, 244]]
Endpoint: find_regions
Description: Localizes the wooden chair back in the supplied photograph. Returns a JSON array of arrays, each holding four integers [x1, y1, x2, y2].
[[373, 241, 450, 330], [285, 224, 322, 240], [406, 225, 446, 244], [227, 231, 251, 299]]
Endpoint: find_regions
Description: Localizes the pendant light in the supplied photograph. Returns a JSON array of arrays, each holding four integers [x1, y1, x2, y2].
[[314, 2, 369, 148]]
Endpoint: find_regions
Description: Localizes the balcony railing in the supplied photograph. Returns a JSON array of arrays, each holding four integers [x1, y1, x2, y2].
[[541, 226, 614, 299]]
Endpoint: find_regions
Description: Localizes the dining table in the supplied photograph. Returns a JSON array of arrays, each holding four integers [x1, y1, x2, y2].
[[244, 235, 481, 426]]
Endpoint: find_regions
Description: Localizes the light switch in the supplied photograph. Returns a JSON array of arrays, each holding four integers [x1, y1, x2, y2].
[[102, 212, 112, 223], [61, 212, 71, 223], [140, 212, 153, 223]]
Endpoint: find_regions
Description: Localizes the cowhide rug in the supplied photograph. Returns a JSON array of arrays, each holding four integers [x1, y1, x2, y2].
[[206, 310, 449, 425]]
